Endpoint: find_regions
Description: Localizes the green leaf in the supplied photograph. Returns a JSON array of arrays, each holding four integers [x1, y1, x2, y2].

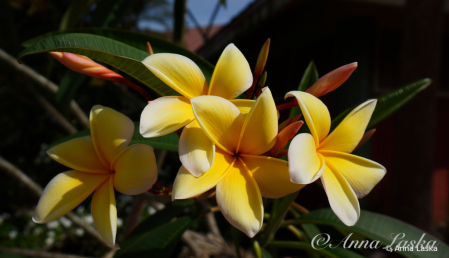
[[289, 60, 319, 118], [261, 248, 274, 258], [56, 70, 86, 114], [301, 223, 321, 240], [268, 241, 364, 258], [18, 33, 178, 96], [114, 200, 194, 258], [290, 209, 449, 258], [21, 28, 214, 82], [46, 122, 179, 151], [368, 78, 431, 128], [330, 78, 431, 131]]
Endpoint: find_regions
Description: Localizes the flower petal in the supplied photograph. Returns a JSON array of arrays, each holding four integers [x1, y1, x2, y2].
[[230, 99, 255, 119], [208, 44, 253, 99], [142, 53, 207, 98], [91, 176, 117, 247], [288, 133, 325, 184], [285, 91, 330, 146], [269, 121, 304, 156], [172, 149, 235, 200], [319, 99, 377, 153], [320, 150, 386, 198], [216, 158, 263, 238], [47, 136, 110, 173], [306, 62, 357, 98], [90, 105, 134, 168], [321, 164, 360, 226], [140, 96, 195, 138], [112, 144, 158, 195], [179, 120, 215, 177], [240, 155, 304, 198], [33, 171, 110, 224], [191, 96, 244, 154], [237, 88, 278, 155]]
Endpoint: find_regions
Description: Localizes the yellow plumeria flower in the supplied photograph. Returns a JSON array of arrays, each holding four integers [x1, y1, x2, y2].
[[33, 105, 157, 247], [286, 91, 386, 226], [140, 44, 254, 177], [172, 88, 304, 237]]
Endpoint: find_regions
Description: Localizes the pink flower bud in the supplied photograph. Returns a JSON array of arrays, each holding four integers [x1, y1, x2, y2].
[[306, 62, 358, 98]]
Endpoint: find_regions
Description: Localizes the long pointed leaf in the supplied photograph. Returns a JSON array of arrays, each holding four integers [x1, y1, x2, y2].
[[21, 28, 214, 81], [18, 33, 178, 96]]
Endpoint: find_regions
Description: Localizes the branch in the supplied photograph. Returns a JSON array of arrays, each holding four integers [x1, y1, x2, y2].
[[0, 155, 106, 246], [0, 48, 89, 129], [27, 85, 78, 135], [0, 247, 93, 258]]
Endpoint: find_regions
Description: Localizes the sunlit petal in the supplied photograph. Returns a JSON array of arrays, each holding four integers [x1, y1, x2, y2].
[[321, 164, 360, 226], [216, 159, 263, 238], [208, 44, 253, 99], [319, 99, 376, 153], [237, 88, 277, 155], [191, 96, 244, 154], [140, 96, 195, 138], [142, 53, 207, 98], [285, 91, 330, 146], [112, 144, 157, 195], [179, 120, 215, 177], [172, 149, 235, 200], [33, 171, 110, 224], [90, 105, 134, 168], [240, 155, 304, 198], [91, 176, 117, 248], [288, 133, 325, 184], [230, 99, 255, 119], [47, 136, 110, 173], [320, 150, 386, 198]]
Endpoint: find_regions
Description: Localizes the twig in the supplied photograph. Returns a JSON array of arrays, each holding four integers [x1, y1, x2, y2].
[[27, 85, 78, 134], [122, 195, 147, 238], [291, 202, 309, 214], [0, 48, 89, 129], [0, 247, 93, 258], [0, 155, 106, 246]]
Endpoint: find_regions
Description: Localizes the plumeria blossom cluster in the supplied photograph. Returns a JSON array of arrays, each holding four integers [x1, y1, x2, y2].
[[35, 42, 386, 247]]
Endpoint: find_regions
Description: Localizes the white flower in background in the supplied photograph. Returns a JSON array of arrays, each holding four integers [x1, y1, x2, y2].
[[59, 217, 72, 228], [45, 237, 54, 246], [74, 228, 84, 237], [0, 213, 10, 225], [147, 206, 156, 216], [117, 218, 123, 228], [8, 230, 18, 240], [76, 206, 85, 214], [46, 220, 59, 229], [47, 231, 55, 238], [83, 215, 93, 224], [33, 227, 43, 235]]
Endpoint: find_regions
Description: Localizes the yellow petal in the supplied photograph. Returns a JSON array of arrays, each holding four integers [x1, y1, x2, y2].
[[208, 44, 253, 99], [140, 96, 195, 138], [321, 164, 360, 226], [285, 91, 330, 146], [112, 144, 158, 195], [91, 176, 117, 247], [237, 88, 278, 155], [288, 133, 325, 184], [191, 96, 244, 154], [179, 120, 215, 177], [240, 155, 304, 198], [230, 99, 255, 119], [47, 136, 110, 173], [320, 150, 386, 198], [172, 149, 235, 200], [90, 105, 134, 168], [319, 100, 377, 153], [33, 171, 110, 224], [142, 53, 207, 98], [216, 159, 263, 238]]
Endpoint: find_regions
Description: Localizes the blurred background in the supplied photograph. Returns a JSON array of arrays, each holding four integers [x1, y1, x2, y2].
[[0, 0, 448, 257]]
